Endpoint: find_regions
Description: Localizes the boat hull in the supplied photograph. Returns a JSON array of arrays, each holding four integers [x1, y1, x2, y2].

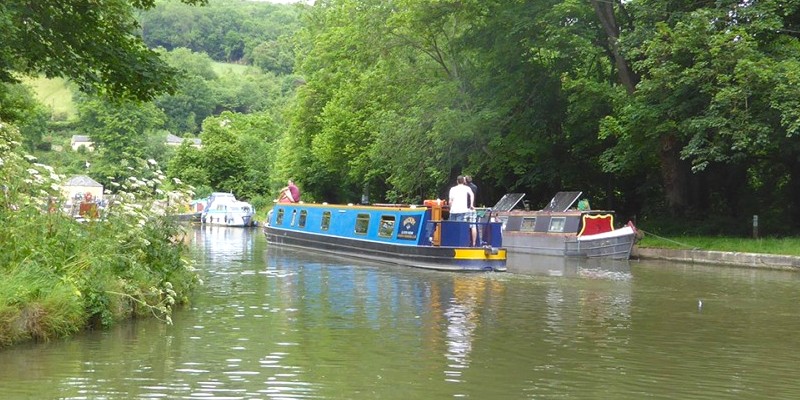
[[202, 212, 254, 227], [265, 226, 506, 272], [503, 226, 635, 260]]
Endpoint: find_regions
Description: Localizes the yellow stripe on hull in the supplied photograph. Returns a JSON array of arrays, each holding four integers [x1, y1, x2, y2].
[[453, 248, 507, 260]]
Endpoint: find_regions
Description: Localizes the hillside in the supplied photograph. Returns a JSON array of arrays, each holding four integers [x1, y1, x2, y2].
[[25, 61, 252, 121], [22, 76, 75, 119]]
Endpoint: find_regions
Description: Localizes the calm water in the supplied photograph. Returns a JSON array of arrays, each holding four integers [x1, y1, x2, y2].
[[1, 227, 800, 399]]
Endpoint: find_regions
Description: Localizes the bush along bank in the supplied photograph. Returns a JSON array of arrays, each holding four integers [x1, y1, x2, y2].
[[0, 121, 200, 348]]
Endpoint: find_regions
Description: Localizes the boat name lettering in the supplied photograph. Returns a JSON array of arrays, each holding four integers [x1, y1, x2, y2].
[[397, 216, 419, 240]]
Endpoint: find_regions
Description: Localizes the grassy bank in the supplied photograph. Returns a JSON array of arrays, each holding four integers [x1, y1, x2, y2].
[[0, 121, 199, 348], [638, 234, 800, 256]]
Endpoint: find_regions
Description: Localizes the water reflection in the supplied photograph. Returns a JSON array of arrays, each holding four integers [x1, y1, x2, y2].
[[508, 253, 633, 281], [191, 225, 257, 264], [1, 229, 800, 399], [262, 246, 512, 396]]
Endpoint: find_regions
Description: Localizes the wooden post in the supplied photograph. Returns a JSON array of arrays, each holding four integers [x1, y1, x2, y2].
[[431, 200, 442, 246], [752, 215, 759, 239]]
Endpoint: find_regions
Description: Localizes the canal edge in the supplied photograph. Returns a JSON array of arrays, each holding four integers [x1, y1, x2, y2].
[[632, 247, 800, 271]]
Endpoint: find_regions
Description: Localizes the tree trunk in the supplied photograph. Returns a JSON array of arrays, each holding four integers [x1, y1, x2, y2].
[[589, 0, 638, 94], [659, 134, 690, 214]]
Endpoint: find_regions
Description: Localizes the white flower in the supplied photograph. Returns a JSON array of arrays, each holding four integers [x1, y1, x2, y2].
[[23, 154, 37, 162], [27, 168, 39, 175], [50, 183, 60, 191], [147, 159, 157, 165], [172, 178, 183, 185]]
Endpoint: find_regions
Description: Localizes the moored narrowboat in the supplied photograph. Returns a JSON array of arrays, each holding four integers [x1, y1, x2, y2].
[[490, 192, 636, 260], [263, 201, 506, 272]]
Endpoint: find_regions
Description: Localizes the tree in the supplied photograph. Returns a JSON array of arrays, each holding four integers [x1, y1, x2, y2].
[[251, 38, 295, 75], [0, 82, 50, 151], [185, 111, 279, 199], [155, 48, 218, 134], [1, 0, 207, 101], [167, 141, 208, 190], [75, 95, 166, 187], [600, 1, 800, 225]]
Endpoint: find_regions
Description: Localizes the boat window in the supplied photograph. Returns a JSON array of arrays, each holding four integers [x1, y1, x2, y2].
[[299, 210, 307, 228], [378, 215, 395, 238], [290, 210, 297, 226], [321, 211, 331, 231], [521, 217, 536, 232], [355, 213, 370, 235], [548, 217, 566, 232], [276, 209, 285, 225]]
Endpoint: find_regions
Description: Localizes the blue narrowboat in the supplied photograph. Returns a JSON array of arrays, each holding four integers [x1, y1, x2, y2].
[[263, 202, 506, 272]]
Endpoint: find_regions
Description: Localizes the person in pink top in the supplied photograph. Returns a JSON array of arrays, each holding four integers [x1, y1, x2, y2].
[[278, 179, 301, 203]]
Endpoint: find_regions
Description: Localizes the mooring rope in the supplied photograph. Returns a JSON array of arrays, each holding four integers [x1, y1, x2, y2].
[[638, 228, 701, 250]]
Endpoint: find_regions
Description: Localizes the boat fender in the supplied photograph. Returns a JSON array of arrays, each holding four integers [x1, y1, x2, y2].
[[483, 245, 499, 256]]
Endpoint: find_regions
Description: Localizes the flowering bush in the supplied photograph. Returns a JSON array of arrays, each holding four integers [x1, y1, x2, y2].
[[0, 119, 200, 346]]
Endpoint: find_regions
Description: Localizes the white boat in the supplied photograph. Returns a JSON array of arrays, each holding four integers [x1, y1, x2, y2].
[[200, 192, 256, 227]]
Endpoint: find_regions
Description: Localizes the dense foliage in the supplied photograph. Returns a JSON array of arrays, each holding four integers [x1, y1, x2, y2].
[[0, 120, 199, 347], [5, 0, 800, 243], [1, 0, 208, 101], [271, 0, 800, 236], [140, 0, 304, 73]]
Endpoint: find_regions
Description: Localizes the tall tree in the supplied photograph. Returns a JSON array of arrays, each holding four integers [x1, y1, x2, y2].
[[1, 0, 207, 101], [602, 1, 800, 223]]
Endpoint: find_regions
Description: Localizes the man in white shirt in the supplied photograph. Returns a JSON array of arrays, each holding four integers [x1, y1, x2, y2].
[[448, 175, 474, 223]]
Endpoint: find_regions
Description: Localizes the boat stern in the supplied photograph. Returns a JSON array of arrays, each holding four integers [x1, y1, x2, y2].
[[453, 246, 507, 271]]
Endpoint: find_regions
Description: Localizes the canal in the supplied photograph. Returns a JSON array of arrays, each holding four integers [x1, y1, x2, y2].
[[1, 226, 799, 399]]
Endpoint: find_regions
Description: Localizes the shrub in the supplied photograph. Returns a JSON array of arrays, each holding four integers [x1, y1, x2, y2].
[[0, 119, 200, 347]]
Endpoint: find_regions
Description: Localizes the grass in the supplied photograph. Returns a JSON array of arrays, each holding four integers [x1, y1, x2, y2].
[[22, 76, 76, 119], [211, 61, 251, 76], [637, 234, 800, 256]]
